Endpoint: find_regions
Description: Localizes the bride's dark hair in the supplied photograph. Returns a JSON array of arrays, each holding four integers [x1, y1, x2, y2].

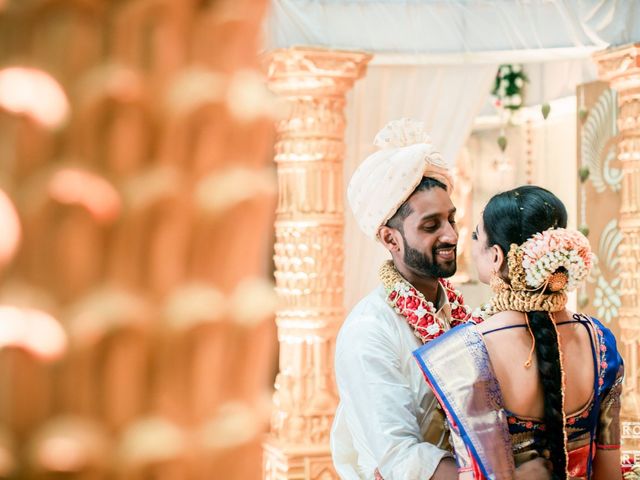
[[483, 185, 568, 479]]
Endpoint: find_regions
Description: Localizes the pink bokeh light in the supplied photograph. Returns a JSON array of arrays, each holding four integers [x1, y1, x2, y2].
[[48, 168, 121, 224]]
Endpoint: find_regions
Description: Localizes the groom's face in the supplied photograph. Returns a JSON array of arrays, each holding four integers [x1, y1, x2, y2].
[[398, 187, 458, 279]]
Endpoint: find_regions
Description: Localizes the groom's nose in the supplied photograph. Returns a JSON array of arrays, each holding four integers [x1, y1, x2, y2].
[[439, 220, 458, 245]]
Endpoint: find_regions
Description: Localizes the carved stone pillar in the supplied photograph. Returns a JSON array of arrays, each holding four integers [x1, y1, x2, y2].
[[594, 43, 640, 465], [263, 47, 371, 480]]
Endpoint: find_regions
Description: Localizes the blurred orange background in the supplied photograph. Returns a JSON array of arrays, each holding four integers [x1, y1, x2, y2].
[[0, 1, 278, 478]]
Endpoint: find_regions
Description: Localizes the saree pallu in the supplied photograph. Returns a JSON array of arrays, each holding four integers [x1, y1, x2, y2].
[[413, 316, 623, 480]]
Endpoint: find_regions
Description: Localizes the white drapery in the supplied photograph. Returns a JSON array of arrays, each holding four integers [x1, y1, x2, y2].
[[265, 0, 638, 56], [342, 64, 496, 310]]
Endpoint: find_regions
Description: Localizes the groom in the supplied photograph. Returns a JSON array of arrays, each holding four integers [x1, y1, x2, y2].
[[330, 120, 549, 480]]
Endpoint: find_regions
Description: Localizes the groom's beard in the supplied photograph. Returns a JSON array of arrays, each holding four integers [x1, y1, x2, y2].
[[403, 237, 457, 279]]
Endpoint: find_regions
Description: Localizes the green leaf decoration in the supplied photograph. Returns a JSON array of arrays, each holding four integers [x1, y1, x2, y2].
[[578, 108, 589, 123], [578, 224, 590, 237], [541, 103, 551, 120], [497, 135, 507, 152], [579, 166, 590, 183]]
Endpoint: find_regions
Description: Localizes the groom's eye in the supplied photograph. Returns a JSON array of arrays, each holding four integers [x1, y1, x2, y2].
[[422, 223, 437, 232]]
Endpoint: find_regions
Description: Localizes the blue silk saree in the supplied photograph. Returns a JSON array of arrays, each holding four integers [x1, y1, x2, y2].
[[413, 315, 623, 480]]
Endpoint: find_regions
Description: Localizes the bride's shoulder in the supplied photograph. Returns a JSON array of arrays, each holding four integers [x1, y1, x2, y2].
[[475, 310, 524, 334]]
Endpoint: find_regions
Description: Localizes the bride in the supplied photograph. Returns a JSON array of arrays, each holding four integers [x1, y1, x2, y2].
[[414, 185, 623, 480]]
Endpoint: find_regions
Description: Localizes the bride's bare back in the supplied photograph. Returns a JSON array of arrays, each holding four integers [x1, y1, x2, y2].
[[476, 309, 595, 421]]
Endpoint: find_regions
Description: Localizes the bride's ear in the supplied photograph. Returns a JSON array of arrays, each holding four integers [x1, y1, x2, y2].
[[491, 244, 505, 271]]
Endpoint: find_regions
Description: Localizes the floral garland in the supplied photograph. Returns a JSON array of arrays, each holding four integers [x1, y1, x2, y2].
[[623, 462, 640, 479], [379, 261, 487, 344]]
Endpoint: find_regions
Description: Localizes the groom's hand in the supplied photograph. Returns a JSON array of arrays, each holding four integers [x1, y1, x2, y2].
[[514, 457, 552, 480]]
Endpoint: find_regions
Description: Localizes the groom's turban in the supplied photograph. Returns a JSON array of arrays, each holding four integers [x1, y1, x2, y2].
[[347, 118, 454, 240]]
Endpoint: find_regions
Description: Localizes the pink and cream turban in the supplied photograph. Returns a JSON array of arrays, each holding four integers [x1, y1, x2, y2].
[[347, 118, 454, 239]]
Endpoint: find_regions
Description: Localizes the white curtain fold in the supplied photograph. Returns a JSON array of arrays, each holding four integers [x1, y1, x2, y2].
[[264, 0, 637, 57], [343, 63, 496, 310]]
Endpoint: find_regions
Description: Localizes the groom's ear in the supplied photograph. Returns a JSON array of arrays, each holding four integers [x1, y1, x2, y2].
[[378, 225, 402, 253]]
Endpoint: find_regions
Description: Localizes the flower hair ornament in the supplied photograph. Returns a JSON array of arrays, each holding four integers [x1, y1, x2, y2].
[[511, 227, 592, 293], [491, 227, 593, 312], [490, 227, 594, 371]]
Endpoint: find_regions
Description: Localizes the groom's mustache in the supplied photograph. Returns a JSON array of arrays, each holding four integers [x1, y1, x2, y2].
[[433, 243, 457, 252]]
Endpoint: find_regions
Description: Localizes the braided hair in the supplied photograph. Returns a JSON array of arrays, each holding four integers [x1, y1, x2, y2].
[[483, 185, 568, 479]]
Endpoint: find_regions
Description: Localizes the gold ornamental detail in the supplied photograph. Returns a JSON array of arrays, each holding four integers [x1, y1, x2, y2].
[[263, 47, 371, 480], [595, 43, 640, 465]]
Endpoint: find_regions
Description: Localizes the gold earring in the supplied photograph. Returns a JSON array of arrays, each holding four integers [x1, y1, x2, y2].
[[490, 269, 508, 293]]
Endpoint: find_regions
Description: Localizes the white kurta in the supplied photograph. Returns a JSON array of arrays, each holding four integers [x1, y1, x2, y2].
[[331, 284, 454, 480]]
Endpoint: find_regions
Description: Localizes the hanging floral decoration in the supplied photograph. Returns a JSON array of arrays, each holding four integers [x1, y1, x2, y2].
[[491, 64, 528, 156], [492, 64, 528, 111]]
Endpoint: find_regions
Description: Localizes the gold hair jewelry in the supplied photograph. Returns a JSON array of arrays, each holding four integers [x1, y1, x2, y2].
[[506, 243, 527, 291], [490, 288, 567, 314], [489, 269, 509, 293], [493, 243, 569, 314]]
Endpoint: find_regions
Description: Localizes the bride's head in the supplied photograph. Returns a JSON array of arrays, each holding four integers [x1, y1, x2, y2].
[[472, 185, 588, 479], [471, 185, 568, 285]]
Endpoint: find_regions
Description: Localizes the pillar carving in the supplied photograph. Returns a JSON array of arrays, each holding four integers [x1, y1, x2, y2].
[[594, 43, 640, 464], [263, 47, 371, 480]]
